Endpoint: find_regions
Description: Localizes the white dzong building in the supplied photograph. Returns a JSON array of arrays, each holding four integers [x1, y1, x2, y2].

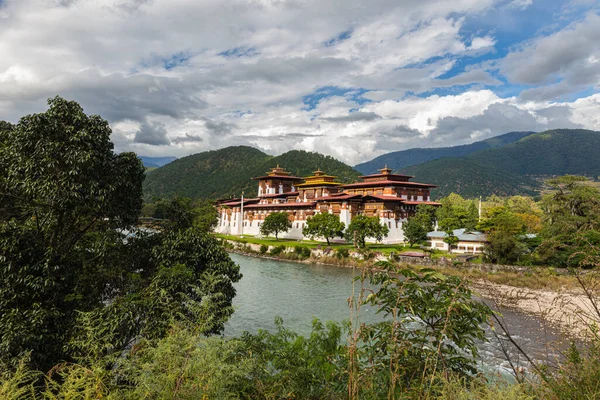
[[215, 165, 440, 244]]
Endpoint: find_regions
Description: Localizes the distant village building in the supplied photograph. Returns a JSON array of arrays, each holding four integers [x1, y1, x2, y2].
[[215, 165, 440, 244], [427, 229, 487, 254]]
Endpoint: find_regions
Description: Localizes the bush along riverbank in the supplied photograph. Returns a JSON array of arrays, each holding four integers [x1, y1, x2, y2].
[[220, 237, 600, 340]]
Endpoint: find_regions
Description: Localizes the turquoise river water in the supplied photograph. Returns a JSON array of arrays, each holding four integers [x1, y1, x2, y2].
[[224, 253, 572, 372]]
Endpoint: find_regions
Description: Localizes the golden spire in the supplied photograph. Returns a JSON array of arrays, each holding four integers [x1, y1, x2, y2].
[[379, 165, 392, 175]]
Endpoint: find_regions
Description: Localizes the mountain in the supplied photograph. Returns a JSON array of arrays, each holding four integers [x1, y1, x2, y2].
[[400, 129, 600, 198], [142, 146, 361, 201], [401, 158, 539, 198], [355, 131, 535, 174], [468, 129, 600, 177], [138, 156, 178, 168]]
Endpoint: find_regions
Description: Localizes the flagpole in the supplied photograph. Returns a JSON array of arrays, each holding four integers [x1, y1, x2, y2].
[[240, 190, 244, 238]]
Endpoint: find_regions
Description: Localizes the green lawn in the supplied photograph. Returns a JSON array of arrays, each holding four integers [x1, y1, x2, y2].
[[214, 233, 426, 254]]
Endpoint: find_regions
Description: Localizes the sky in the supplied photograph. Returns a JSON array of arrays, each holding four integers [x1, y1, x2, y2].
[[0, 0, 599, 165]]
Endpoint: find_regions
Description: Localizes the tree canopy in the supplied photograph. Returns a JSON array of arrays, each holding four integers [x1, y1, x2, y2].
[[302, 212, 345, 245], [345, 215, 389, 248], [537, 176, 600, 267], [260, 212, 292, 240], [403, 217, 428, 247], [0, 97, 240, 371]]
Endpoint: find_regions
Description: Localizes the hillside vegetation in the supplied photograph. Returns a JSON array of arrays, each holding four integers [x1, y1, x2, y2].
[[400, 129, 600, 197], [143, 146, 361, 200], [469, 129, 600, 176], [401, 158, 539, 198], [355, 131, 535, 174]]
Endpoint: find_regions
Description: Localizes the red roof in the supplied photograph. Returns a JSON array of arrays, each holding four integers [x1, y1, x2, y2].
[[359, 173, 414, 180], [402, 201, 442, 206], [219, 198, 260, 207], [340, 180, 437, 188], [251, 175, 303, 181], [244, 201, 317, 209]]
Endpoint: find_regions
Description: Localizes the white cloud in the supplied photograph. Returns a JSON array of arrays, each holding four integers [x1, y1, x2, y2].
[[501, 12, 600, 100], [0, 0, 598, 166]]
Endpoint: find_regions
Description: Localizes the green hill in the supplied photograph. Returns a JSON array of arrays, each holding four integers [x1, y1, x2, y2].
[[142, 146, 361, 201], [355, 131, 535, 174], [401, 158, 539, 198], [468, 129, 600, 176], [401, 129, 600, 198]]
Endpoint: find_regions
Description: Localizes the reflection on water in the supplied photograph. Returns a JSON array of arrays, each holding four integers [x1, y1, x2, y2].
[[225, 253, 572, 371]]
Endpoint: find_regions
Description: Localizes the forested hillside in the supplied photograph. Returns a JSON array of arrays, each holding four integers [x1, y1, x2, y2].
[[143, 146, 361, 200], [468, 129, 600, 176], [355, 131, 535, 174], [401, 158, 539, 198], [401, 129, 600, 197]]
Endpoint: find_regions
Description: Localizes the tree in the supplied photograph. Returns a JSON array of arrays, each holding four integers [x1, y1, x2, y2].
[[403, 217, 428, 247], [362, 262, 492, 393], [478, 206, 527, 264], [484, 231, 527, 264], [0, 97, 240, 371], [155, 197, 218, 232], [443, 232, 459, 250], [414, 204, 436, 232], [260, 212, 292, 240], [537, 176, 600, 267], [436, 193, 479, 231], [345, 215, 389, 248], [303, 213, 345, 245]]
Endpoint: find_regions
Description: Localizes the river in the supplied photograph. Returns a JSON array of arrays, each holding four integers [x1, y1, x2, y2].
[[224, 253, 572, 372]]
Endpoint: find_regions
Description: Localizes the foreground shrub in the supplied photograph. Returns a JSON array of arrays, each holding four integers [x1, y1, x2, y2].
[[259, 244, 268, 254], [294, 245, 312, 259], [269, 245, 286, 256], [335, 248, 349, 259]]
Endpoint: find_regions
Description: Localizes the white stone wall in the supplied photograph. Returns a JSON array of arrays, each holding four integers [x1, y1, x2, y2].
[[217, 207, 409, 244]]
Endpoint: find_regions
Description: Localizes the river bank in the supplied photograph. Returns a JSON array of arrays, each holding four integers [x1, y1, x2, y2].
[[225, 242, 599, 340]]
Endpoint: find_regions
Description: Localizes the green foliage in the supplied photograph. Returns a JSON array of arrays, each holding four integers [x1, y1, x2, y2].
[[483, 231, 527, 264], [0, 98, 241, 373], [241, 317, 344, 399], [402, 158, 539, 198], [444, 233, 459, 248], [259, 244, 268, 254], [437, 194, 479, 231], [537, 176, 600, 267], [149, 197, 218, 232], [0, 358, 41, 399], [469, 129, 600, 177], [260, 212, 292, 240], [401, 129, 600, 198], [348, 263, 492, 397], [269, 245, 286, 256], [143, 147, 361, 201], [0, 97, 145, 371], [415, 204, 437, 232], [303, 212, 345, 245], [114, 328, 257, 399], [355, 131, 535, 175], [293, 245, 312, 259], [403, 217, 428, 247], [335, 247, 350, 259], [345, 214, 389, 248]]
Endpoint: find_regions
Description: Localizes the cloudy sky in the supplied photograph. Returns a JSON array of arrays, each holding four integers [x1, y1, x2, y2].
[[0, 0, 599, 165]]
